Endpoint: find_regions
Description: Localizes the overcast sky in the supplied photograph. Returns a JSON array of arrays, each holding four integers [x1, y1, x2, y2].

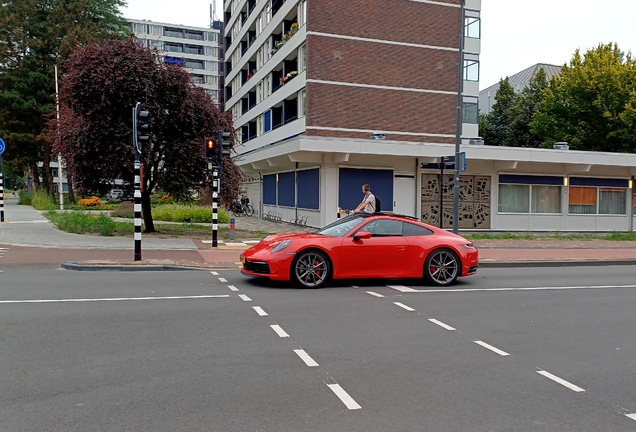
[[121, 0, 636, 90]]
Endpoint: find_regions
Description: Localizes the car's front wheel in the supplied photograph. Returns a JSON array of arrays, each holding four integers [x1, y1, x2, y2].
[[291, 250, 331, 288], [424, 248, 460, 286]]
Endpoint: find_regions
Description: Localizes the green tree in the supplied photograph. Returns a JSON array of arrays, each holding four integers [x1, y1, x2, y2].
[[531, 43, 636, 152], [504, 68, 550, 147], [0, 0, 127, 197], [56, 39, 240, 232], [479, 78, 517, 146]]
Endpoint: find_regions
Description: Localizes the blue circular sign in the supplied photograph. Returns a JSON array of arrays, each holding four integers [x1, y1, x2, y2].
[[0, 138, 5, 155]]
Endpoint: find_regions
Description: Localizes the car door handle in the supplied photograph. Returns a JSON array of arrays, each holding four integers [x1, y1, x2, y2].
[[397, 246, 406, 251]]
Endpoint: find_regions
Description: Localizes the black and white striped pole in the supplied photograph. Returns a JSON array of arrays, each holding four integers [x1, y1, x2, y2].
[[0, 138, 5, 223], [0, 160, 4, 223], [134, 161, 142, 260], [212, 168, 219, 248], [133, 103, 149, 261]]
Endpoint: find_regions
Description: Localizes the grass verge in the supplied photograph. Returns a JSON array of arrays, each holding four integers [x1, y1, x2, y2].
[[45, 211, 270, 240], [45, 211, 116, 236], [112, 203, 230, 224]]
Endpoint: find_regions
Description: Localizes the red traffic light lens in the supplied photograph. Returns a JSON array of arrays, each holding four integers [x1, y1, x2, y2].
[[207, 140, 215, 149]]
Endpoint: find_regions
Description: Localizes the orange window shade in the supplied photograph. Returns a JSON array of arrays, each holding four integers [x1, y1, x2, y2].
[[569, 186, 596, 205], [633, 194, 636, 206]]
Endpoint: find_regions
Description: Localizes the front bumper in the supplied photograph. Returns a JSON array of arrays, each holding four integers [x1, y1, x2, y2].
[[240, 252, 295, 281]]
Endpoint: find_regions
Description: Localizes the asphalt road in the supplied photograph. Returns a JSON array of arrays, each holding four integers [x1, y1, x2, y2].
[[2, 265, 636, 431]]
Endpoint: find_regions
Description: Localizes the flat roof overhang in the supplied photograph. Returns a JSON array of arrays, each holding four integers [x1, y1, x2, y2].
[[236, 136, 636, 176]]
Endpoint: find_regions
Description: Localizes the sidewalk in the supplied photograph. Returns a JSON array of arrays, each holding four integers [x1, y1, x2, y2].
[[1, 195, 635, 269]]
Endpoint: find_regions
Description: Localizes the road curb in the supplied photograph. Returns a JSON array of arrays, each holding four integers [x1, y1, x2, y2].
[[479, 260, 636, 268], [61, 261, 209, 272]]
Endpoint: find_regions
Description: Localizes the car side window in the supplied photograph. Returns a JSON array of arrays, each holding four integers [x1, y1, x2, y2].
[[360, 220, 403, 237], [402, 222, 434, 236]]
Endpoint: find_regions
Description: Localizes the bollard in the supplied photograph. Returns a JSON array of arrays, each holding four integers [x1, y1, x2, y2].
[[230, 217, 235, 241]]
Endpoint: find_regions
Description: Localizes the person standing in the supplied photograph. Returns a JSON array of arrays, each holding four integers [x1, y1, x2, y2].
[[13, 185, 17, 196], [355, 184, 376, 213]]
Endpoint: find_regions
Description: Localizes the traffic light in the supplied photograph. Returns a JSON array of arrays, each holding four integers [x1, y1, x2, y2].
[[134, 102, 150, 154], [204, 137, 218, 165], [217, 130, 231, 170]]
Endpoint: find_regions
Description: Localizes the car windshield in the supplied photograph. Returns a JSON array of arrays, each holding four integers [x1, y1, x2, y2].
[[315, 214, 366, 237]]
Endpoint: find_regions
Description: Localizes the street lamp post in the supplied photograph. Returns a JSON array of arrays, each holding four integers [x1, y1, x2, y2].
[[452, 0, 466, 234]]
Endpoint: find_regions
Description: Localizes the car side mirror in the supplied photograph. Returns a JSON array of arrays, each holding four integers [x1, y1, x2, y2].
[[354, 230, 372, 241]]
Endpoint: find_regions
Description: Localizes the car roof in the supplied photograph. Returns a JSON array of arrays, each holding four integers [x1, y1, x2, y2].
[[354, 211, 419, 221]]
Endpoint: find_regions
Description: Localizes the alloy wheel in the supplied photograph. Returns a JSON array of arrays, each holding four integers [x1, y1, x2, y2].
[[294, 252, 329, 288], [426, 250, 459, 285]]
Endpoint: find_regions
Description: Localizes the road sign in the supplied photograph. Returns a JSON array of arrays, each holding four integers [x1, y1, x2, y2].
[[441, 152, 467, 172], [0, 138, 5, 155]]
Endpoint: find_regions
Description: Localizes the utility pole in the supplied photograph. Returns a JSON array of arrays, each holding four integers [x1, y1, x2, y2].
[[453, 0, 466, 234], [133, 102, 150, 261]]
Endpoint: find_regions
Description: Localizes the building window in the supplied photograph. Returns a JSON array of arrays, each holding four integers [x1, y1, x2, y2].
[[186, 59, 205, 69], [299, 44, 307, 72], [206, 89, 218, 99], [568, 178, 629, 215], [298, 0, 307, 26], [205, 46, 219, 57], [465, 17, 480, 39], [599, 188, 626, 214], [499, 175, 563, 214], [205, 61, 218, 70], [464, 60, 479, 82], [298, 90, 306, 117], [207, 32, 217, 42], [184, 45, 203, 55], [164, 27, 183, 38], [150, 40, 163, 50], [191, 75, 205, 84], [498, 184, 529, 213], [164, 42, 183, 53], [462, 102, 478, 124], [531, 186, 561, 214], [185, 30, 204, 40]]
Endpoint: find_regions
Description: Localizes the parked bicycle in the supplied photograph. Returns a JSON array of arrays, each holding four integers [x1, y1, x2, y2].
[[228, 196, 254, 217]]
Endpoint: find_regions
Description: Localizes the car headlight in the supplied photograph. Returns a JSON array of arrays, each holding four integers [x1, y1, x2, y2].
[[462, 243, 476, 249], [271, 239, 292, 253]]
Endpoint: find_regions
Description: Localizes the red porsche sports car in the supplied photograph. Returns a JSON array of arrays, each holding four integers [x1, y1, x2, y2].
[[240, 212, 479, 288]]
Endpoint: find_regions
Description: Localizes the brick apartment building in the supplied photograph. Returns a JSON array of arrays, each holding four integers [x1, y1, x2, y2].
[[224, 0, 483, 227]]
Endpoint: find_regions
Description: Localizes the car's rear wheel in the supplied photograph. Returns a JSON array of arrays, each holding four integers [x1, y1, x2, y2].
[[291, 250, 330, 288], [424, 248, 460, 286]]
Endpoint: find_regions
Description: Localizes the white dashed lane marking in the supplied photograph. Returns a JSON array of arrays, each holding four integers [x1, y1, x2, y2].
[[366, 291, 385, 298], [210, 271, 219, 275], [218, 277, 228, 283], [393, 302, 415, 312], [626, 414, 636, 422], [428, 318, 456, 331], [252, 306, 268, 316], [294, 349, 319, 367], [474, 340, 510, 356], [238, 294, 252, 302], [227, 285, 239, 292], [270, 325, 290, 338], [537, 370, 585, 392], [328, 384, 362, 410]]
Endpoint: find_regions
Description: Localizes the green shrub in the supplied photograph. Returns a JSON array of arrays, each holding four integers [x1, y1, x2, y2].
[[18, 190, 31, 205], [112, 203, 229, 224], [152, 203, 229, 223], [45, 211, 116, 236], [31, 190, 57, 210]]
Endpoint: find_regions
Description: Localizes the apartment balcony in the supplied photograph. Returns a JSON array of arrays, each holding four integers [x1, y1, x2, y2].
[[225, 24, 306, 109], [234, 70, 305, 130]]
